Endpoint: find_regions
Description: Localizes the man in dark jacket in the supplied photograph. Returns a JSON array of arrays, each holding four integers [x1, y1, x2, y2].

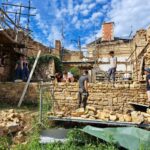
[[78, 70, 89, 109]]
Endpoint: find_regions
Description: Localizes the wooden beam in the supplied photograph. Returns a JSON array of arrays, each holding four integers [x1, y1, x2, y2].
[[17, 50, 41, 107], [2, 3, 36, 9]]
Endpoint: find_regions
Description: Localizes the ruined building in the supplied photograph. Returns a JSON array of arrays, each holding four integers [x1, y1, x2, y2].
[[87, 22, 150, 82], [0, 5, 59, 81]]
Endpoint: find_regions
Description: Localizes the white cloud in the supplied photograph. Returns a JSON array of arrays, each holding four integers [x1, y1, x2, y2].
[[66, 43, 77, 51], [47, 26, 61, 44], [20, 17, 27, 26], [56, 8, 68, 18], [81, 9, 89, 16], [74, 4, 80, 12], [107, 0, 150, 37], [34, 13, 49, 36], [88, 3, 96, 9], [102, 4, 109, 11], [80, 3, 88, 10], [91, 12, 103, 21], [96, 0, 107, 3], [83, 19, 90, 24], [84, 28, 102, 45], [84, 0, 93, 3], [68, 0, 73, 15], [72, 16, 78, 24], [75, 21, 81, 29]]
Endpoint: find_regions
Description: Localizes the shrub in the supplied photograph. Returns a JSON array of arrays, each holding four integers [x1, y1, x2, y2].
[[69, 67, 80, 80]]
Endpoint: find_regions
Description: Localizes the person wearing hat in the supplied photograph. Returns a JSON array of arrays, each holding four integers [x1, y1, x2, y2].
[[108, 51, 117, 82], [144, 68, 150, 104]]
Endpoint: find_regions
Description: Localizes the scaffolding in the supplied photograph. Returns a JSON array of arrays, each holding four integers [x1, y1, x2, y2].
[[0, 0, 35, 49]]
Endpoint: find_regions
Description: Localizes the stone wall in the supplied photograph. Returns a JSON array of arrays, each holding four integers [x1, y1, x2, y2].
[[63, 50, 83, 62], [54, 82, 148, 113], [0, 82, 148, 113], [131, 27, 150, 81], [0, 47, 19, 81], [31, 59, 55, 81], [0, 82, 38, 104]]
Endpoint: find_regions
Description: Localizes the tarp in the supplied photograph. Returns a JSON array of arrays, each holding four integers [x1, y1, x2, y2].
[[81, 126, 150, 150]]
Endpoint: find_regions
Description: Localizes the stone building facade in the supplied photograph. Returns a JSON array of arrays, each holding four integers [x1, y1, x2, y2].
[[129, 27, 150, 81], [87, 22, 150, 82], [62, 50, 83, 62], [87, 22, 132, 72]]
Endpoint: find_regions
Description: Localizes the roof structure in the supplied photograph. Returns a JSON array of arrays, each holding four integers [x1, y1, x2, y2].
[[87, 37, 131, 46]]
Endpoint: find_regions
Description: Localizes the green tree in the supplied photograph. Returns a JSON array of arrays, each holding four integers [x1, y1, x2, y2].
[[69, 67, 80, 80]]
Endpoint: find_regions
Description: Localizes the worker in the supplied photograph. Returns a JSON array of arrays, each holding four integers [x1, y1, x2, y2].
[[108, 51, 117, 83], [62, 71, 74, 82], [15, 55, 24, 80], [144, 68, 150, 105], [22, 56, 29, 81], [55, 72, 62, 82], [62, 71, 69, 82], [67, 72, 74, 82], [78, 70, 89, 110]]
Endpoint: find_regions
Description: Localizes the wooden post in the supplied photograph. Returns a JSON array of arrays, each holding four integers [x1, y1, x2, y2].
[[134, 44, 138, 81], [17, 50, 41, 107], [139, 56, 144, 81]]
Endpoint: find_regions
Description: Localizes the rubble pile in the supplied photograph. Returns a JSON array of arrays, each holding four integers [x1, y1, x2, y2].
[[0, 109, 31, 144], [49, 106, 150, 124]]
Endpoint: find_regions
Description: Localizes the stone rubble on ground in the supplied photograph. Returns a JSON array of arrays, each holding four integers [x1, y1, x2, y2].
[[0, 109, 31, 144], [48, 107, 150, 124]]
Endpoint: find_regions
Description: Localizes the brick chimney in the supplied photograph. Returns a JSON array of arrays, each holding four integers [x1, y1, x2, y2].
[[101, 22, 114, 41], [55, 40, 61, 57]]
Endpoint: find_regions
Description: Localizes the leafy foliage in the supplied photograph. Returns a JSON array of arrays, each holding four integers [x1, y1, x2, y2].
[[0, 136, 10, 150], [28, 55, 63, 73], [69, 66, 80, 79]]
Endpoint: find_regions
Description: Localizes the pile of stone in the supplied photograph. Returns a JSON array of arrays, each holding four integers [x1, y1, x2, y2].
[[50, 106, 150, 124], [0, 109, 29, 144]]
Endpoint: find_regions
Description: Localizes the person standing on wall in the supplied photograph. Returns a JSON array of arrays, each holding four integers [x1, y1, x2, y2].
[[15, 55, 24, 81], [144, 68, 150, 106], [108, 51, 117, 83], [23, 56, 29, 81], [78, 70, 89, 110]]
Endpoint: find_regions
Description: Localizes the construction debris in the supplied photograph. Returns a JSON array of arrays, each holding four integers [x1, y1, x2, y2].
[[0, 109, 34, 144], [48, 107, 150, 124]]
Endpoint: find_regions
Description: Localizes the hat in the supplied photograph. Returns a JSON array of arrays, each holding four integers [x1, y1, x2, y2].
[[144, 68, 150, 73]]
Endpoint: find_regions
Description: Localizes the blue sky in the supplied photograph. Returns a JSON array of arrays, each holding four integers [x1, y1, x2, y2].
[[1, 0, 150, 50]]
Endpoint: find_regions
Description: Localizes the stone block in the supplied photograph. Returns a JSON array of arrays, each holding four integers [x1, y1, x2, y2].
[[86, 106, 96, 112], [147, 109, 150, 115], [75, 108, 85, 116], [88, 111, 95, 116], [109, 115, 117, 121], [123, 114, 132, 122]]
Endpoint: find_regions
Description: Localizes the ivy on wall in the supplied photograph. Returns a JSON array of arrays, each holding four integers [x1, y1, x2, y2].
[[28, 55, 63, 72]]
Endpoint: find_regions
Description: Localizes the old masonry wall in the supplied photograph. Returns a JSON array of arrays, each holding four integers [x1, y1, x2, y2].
[[0, 82, 148, 113]]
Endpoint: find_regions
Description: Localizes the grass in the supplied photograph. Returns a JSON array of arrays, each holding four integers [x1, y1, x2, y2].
[[13, 127, 118, 150]]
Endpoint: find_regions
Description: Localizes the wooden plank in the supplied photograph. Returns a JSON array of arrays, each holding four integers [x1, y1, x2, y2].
[[138, 56, 144, 81], [17, 50, 41, 107]]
